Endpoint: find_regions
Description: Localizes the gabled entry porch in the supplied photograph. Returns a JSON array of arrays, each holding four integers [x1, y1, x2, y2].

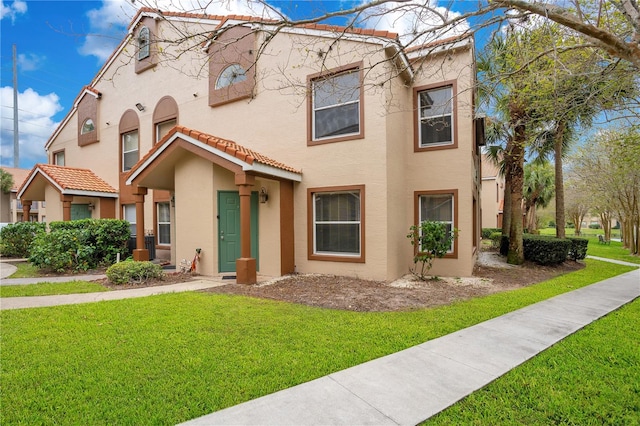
[[125, 126, 301, 284]]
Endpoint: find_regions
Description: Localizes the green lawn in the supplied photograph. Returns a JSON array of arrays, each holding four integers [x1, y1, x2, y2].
[[426, 298, 640, 425], [0, 281, 109, 297], [0, 259, 635, 425], [538, 227, 640, 264]]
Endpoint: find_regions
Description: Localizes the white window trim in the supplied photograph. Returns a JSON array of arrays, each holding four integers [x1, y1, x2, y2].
[[419, 193, 455, 253], [122, 131, 139, 172], [418, 85, 454, 148], [157, 202, 171, 245], [312, 190, 362, 257], [311, 69, 361, 142]]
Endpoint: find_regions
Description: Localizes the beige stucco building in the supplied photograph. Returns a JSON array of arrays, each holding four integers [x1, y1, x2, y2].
[[480, 153, 505, 229], [18, 9, 483, 282]]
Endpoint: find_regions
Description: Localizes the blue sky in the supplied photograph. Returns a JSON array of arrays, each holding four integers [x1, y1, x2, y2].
[[1, 0, 482, 169]]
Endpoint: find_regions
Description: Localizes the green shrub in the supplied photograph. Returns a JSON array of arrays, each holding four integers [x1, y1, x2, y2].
[[29, 228, 95, 273], [588, 223, 601, 229], [481, 228, 502, 239], [489, 232, 502, 248], [567, 237, 589, 261], [106, 260, 164, 285], [49, 219, 130, 264], [0, 222, 46, 257], [523, 235, 572, 265]]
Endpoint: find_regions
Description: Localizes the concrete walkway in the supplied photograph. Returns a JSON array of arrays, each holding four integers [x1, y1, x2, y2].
[[180, 268, 640, 426]]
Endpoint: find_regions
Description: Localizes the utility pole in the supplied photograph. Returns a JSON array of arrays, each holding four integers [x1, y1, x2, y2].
[[13, 44, 19, 167]]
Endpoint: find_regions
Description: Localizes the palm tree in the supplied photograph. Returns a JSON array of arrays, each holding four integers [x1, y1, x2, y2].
[[523, 162, 555, 232]]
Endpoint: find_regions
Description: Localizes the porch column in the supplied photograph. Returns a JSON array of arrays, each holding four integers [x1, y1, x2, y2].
[[235, 173, 256, 284], [21, 200, 32, 222], [61, 195, 73, 221], [133, 186, 149, 261]]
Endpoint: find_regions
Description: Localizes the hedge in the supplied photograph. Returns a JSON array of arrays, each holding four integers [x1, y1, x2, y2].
[[106, 260, 164, 285], [0, 222, 46, 257], [499, 234, 585, 265]]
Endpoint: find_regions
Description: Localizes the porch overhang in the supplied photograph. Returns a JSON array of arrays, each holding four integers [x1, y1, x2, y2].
[[125, 126, 302, 189], [18, 164, 118, 201]]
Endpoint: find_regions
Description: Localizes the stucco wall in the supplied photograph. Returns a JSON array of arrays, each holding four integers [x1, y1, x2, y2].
[[44, 17, 479, 280]]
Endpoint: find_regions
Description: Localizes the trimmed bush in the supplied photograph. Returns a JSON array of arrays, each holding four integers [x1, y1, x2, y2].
[[523, 235, 572, 265], [29, 228, 94, 272], [481, 228, 502, 239], [49, 219, 130, 264], [489, 232, 502, 248], [568, 237, 589, 261], [0, 222, 46, 257], [106, 260, 164, 285]]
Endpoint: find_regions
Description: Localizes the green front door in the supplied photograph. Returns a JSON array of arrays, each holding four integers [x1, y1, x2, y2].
[[71, 204, 92, 220], [218, 191, 259, 273]]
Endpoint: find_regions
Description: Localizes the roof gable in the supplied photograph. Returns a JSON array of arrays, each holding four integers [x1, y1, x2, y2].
[[18, 164, 117, 200]]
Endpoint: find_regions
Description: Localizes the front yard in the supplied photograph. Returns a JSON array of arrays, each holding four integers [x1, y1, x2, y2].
[[0, 259, 636, 425]]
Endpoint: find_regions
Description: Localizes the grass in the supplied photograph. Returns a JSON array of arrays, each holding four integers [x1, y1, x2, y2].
[[0, 281, 109, 297], [425, 298, 640, 425], [5, 262, 40, 278], [0, 259, 635, 425], [538, 227, 640, 264]]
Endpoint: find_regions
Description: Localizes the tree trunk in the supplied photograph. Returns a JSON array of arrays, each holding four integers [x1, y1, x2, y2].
[[506, 103, 526, 265], [555, 121, 566, 239], [502, 179, 512, 236]]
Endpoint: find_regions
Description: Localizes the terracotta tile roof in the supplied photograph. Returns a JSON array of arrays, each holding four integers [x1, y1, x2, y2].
[[129, 125, 301, 179], [21, 164, 117, 195], [405, 33, 472, 54]]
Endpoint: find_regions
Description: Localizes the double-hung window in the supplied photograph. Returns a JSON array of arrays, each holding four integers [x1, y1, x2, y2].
[[309, 185, 364, 261], [123, 204, 136, 236], [122, 130, 139, 172], [137, 26, 150, 60], [310, 65, 362, 143], [157, 202, 171, 245], [156, 119, 176, 143], [417, 191, 456, 254], [417, 85, 455, 148]]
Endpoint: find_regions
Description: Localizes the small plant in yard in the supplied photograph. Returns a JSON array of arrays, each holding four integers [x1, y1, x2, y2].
[[106, 260, 164, 285], [407, 221, 458, 281]]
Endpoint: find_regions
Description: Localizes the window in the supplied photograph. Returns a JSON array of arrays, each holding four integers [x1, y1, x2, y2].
[[416, 84, 455, 149], [310, 65, 362, 143], [215, 64, 247, 89], [157, 202, 170, 245], [156, 119, 176, 143], [137, 26, 150, 60], [123, 204, 136, 236], [122, 130, 139, 172], [417, 191, 456, 254], [53, 151, 65, 166], [81, 118, 95, 135], [308, 185, 365, 262]]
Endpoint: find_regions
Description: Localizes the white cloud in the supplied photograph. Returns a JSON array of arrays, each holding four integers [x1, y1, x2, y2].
[[0, 87, 62, 168], [1, 0, 27, 23], [356, 0, 469, 47], [78, 0, 284, 63], [17, 52, 45, 72]]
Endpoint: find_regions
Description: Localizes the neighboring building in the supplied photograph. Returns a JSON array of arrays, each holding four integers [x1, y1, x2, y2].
[[480, 154, 504, 229], [1, 167, 46, 223], [18, 9, 483, 283]]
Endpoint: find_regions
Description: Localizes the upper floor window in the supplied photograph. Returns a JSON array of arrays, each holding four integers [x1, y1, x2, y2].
[[156, 119, 176, 143], [53, 150, 65, 166], [81, 118, 95, 135], [216, 64, 247, 89], [417, 85, 455, 148], [137, 26, 150, 60], [309, 65, 363, 144], [122, 130, 139, 172], [308, 185, 365, 262]]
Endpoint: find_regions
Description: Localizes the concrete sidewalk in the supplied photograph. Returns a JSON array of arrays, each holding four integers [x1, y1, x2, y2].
[[180, 268, 640, 426], [0, 280, 227, 310]]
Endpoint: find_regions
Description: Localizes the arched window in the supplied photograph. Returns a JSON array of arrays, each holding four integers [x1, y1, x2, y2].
[[81, 118, 95, 134], [215, 64, 247, 89], [137, 26, 150, 60]]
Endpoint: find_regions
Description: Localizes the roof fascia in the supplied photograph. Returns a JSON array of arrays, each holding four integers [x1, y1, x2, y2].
[[61, 189, 119, 198], [17, 167, 63, 199], [126, 131, 301, 185], [406, 36, 472, 60]]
